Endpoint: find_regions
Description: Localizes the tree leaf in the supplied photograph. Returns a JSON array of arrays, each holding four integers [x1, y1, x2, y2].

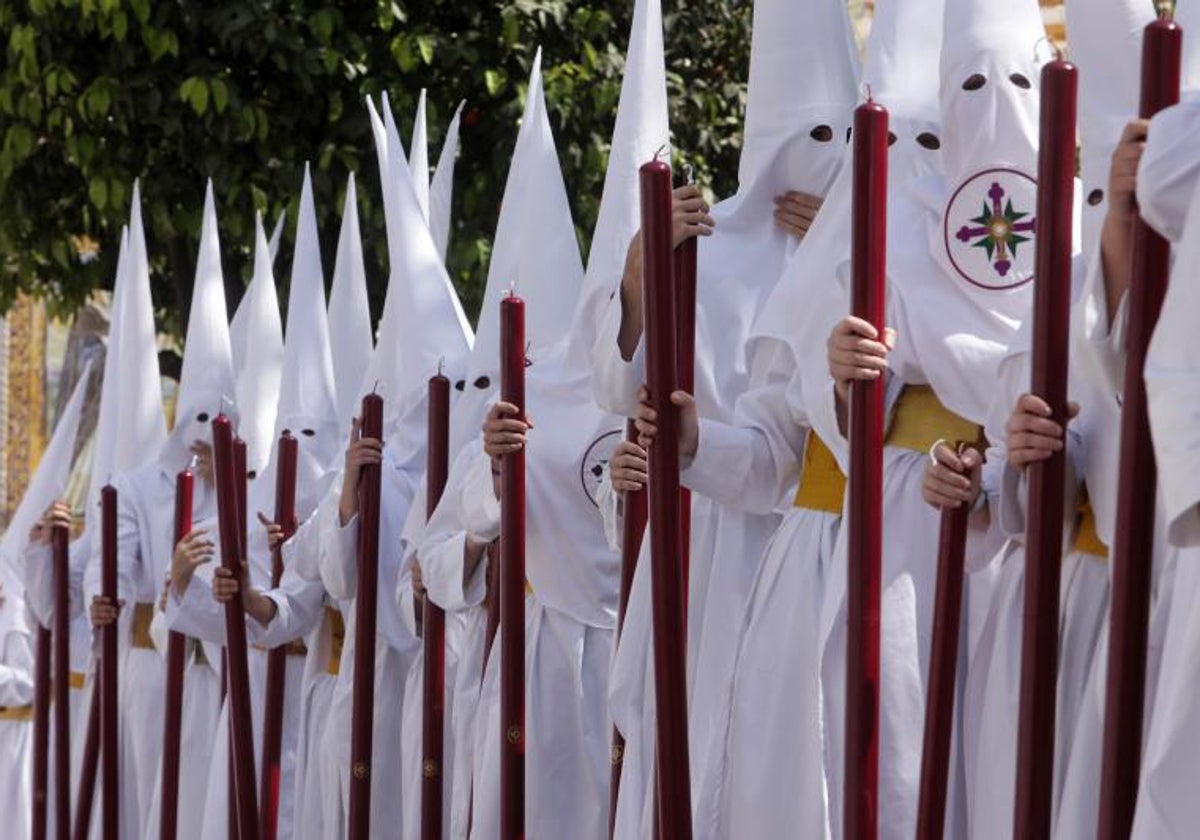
[[89, 176, 108, 210]]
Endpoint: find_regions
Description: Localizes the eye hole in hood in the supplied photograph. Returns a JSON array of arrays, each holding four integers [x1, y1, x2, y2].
[[810, 124, 833, 143], [962, 73, 987, 91]]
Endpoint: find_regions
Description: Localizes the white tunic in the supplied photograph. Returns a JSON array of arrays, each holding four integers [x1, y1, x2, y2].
[[0, 599, 34, 840], [425, 360, 623, 840]]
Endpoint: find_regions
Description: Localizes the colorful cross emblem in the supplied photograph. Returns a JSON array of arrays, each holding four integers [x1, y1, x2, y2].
[[954, 181, 1037, 278]]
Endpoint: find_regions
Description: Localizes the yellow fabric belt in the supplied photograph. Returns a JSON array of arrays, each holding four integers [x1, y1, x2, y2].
[[885, 385, 982, 454], [1072, 491, 1108, 559], [131, 602, 156, 650], [0, 705, 33, 721], [69, 671, 86, 690], [325, 606, 345, 676], [252, 639, 308, 657], [793, 433, 846, 514]]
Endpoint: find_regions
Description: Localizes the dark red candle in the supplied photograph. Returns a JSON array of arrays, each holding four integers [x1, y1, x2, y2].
[[422, 372, 450, 840], [1097, 16, 1183, 840], [32, 624, 50, 840], [639, 157, 692, 839], [212, 416, 260, 840], [348, 393, 383, 840], [499, 293, 527, 840], [608, 419, 649, 839], [844, 98, 888, 840], [1012, 57, 1079, 840], [71, 681, 100, 840], [159, 466, 193, 840], [49, 517, 70, 840], [99, 485, 119, 840], [916, 492, 971, 840], [260, 432, 297, 840]]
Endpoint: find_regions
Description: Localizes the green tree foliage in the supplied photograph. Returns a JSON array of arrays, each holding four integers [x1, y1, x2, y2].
[[0, 0, 750, 335]]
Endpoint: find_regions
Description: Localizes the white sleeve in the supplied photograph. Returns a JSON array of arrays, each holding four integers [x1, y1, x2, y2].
[[421, 446, 492, 613], [682, 369, 807, 516], [164, 573, 227, 644], [22, 543, 54, 627], [591, 291, 646, 416], [595, 471, 622, 554], [0, 629, 34, 707], [1146, 182, 1200, 547], [1073, 239, 1129, 401]]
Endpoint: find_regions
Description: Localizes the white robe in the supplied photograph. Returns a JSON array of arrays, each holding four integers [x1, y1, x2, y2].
[[23, 531, 97, 836], [83, 462, 223, 839], [424, 363, 623, 840], [1133, 100, 1200, 839], [318, 445, 422, 837], [0, 603, 34, 840]]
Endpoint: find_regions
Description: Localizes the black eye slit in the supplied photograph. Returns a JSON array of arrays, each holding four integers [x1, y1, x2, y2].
[[247, 470, 257, 479], [301, 429, 315, 437], [887, 132, 898, 146], [1087, 188, 1105, 206], [473, 375, 490, 389], [454, 379, 466, 392], [809, 124, 833, 143], [845, 126, 853, 144], [962, 73, 987, 91], [282, 428, 291, 436], [916, 132, 941, 150], [1009, 73, 1032, 90], [197, 412, 210, 423], [524, 356, 533, 368]]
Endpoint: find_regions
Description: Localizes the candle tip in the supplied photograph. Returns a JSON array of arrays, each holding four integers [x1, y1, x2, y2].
[[438, 357, 444, 377], [188, 454, 199, 471], [862, 82, 873, 103], [654, 143, 670, 163], [371, 380, 380, 396]]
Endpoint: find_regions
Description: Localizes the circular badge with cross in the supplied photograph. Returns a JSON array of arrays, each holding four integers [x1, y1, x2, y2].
[[580, 429, 623, 508], [942, 167, 1038, 291]]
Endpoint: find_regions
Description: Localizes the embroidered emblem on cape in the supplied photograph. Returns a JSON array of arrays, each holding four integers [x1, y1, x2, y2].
[[580, 429, 622, 508], [943, 167, 1037, 291]]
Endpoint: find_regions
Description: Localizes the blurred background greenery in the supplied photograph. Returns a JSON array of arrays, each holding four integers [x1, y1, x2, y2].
[[0, 0, 758, 336]]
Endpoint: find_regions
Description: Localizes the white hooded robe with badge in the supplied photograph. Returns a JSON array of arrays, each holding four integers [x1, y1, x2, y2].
[[7, 358, 93, 837], [591, 0, 856, 836], [712, 1, 944, 836], [315, 86, 471, 836], [1121, 7, 1200, 833], [791, 2, 1048, 837], [417, 49, 622, 840], [85, 182, 232, 840]]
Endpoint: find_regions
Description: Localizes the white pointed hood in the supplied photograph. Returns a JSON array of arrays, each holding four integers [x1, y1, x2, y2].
[[1067, 0, 1152, 255], [327, 173, 374, 432], [232, 215, 284, 478], [410, 89, 432, 224], [451, 50, 584, 454], [756, 0, 945, 360], [938, 0, 1047, 187], [165, 181, 238, 471], [0, 360, 93, 578], [254, 166, 340, 519], [737, 0, 860, 193], [365, 95, 471, 444], [87, 183, 167, 521], [1183, 1, 1200, 96], [430, 101, 465, 261], [563, 0, 669, 380]]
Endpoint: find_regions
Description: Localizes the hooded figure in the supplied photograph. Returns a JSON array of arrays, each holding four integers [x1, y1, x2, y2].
[[300, 87, 472, 837], [787, 1, 1049, 837], [5, 360, 93, 838], [87, 182, 230, 840], [414, 45, 629, 840], [229, 214, 285, 479], [410, 89, 432, 225], [1114, 7, 1200, 838], [591, 0, 858, 836], [675, 0, 946, 835], [0, 544, 35, 840]]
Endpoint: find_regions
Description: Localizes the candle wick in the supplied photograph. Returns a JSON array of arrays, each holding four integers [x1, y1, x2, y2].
[[654, 143, 670, 163], [188, 454, 199, 471], [437, 357, 444, 377], [371, 380, 380, 396], [861, 82, 873, 104]]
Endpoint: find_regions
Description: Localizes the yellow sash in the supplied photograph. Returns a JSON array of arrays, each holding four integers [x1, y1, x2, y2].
[[1072, 491, 1108, 560], [792, 433, 846, 514], [885, 385, 982, 453], [0, 705, 33, 721], [131, 602, 156, 650], [325, 606, 345, 676]]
